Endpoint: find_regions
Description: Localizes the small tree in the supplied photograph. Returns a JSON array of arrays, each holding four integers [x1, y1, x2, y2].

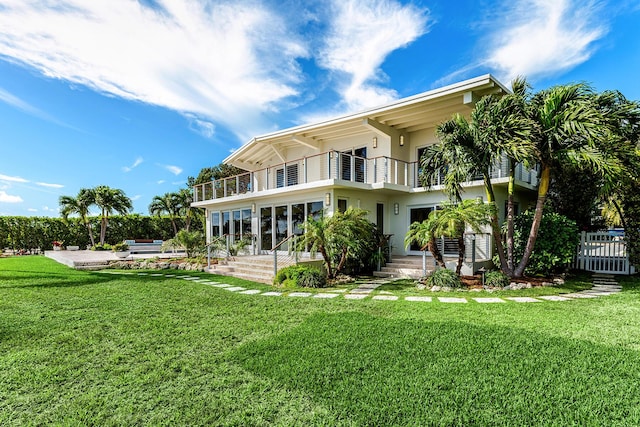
[[297, 207, 374, 279], [162, 230, 205, 258], [94, 186, 132, 245]]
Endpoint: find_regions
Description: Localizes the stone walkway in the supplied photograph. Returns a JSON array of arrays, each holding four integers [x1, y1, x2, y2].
[[99, 271, 622, 304]]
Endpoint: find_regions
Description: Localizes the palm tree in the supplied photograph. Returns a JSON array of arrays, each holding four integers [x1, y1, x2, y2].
[[513, 83, 620, 277], [297, 207, 374, 279], [424, 78, 534, 275], [176, 188, 195, 232], [405, 200, 494, 275], [59, 188, 96, 246], [149, 192, 181, 235], [404, 213, 446, 269], [94, 186, 132, 244]]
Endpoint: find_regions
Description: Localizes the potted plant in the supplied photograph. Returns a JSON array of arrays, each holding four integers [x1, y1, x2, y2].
[[112, 241, 130, 258], [67, 244, 80, 251], [52, 240, 64, 251]]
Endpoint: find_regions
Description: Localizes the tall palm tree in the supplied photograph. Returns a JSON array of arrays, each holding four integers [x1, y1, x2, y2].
[[149, 192, 181, 235], [59, 188, 96, 246], [513, 83, 620, 277], [176, 188, 195, 232], [423, 78, 534, 275], [94, 186, 132, 244]]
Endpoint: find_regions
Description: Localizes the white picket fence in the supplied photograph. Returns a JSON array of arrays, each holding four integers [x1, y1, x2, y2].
[[575, 231, 636, 275]]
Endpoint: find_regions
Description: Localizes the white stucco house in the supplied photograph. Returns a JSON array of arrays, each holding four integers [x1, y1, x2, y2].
[[192, 74, 538, 271]]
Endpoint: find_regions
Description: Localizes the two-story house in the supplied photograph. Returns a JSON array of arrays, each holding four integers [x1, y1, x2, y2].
[[192, 74, 538, 267]]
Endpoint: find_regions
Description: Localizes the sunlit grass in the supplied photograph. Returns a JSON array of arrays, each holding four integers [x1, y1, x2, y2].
[[1, 256, 639, 425]]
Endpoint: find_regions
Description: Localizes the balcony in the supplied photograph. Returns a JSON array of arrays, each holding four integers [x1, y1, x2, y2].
[[193, 150, 538, 203]]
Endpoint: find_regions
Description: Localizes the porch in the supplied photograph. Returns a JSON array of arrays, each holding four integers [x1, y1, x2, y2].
[[192, 150, 538, 203]]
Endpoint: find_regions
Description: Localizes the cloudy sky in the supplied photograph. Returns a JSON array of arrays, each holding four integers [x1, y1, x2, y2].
[[0, 0, 638, 216]]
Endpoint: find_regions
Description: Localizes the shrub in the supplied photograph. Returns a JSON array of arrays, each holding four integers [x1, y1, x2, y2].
[[273, 265, 327, 288], [112, 242, 130, 252], [92, 243, 112, 251], [484, 270, 509, 288], [426, 268, 462, 288], [504, 208, 580, 276]]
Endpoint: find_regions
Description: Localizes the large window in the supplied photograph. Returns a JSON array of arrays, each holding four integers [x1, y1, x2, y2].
[[341, 147, 366, 182], [276, 164, 299, 188], [409, 206, 434, 251], [260, 207, 272, 250], [211, 212, 220, 239]]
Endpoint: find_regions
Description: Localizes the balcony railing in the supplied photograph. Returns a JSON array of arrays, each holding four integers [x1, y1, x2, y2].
[[193, 150, 538, 202]]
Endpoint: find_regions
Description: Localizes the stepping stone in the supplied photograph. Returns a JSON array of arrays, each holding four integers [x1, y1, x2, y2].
[[150, 273, 164, 277], [314, 293, 340, 299], [372, 295, 398, 301], [349, 289, 373, 294], [564, 293, 599, 299], [182, 277, 199, 280], [224, 287, 246, 292], [582, 291, 616, 296], [344, 294, 368, 300], [405, 296, 432, 302], [288, 292, 312, 297], [212, 283, 231, 288], [239, 289, 262, 295], [261, 291, 282, 296], [200, 281, 219, 285], [329, 289, 347, 293], [164, 274, 176, 277], [505, 297, 541, 303], [438, 297, 467, 303], [137, 273, 149, 275], [538, 295, 572, 301], [378, 290, 394, 295], [473, 297, 506, 303], [357, 283, 382, 289]]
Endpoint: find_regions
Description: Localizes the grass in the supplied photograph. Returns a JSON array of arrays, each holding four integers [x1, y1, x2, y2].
[[2, 256, 640, 425]]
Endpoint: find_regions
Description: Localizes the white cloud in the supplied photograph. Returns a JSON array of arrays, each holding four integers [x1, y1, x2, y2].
[[186, 114, 216, 138], [157, 180, 166, 185], [35, 182, 64, 189], [131, 194, 142, 201], [0, 173, 29, 183], [0, 0, 307, 140], [163, 165, 183, 176], [485, 0, 607, 81], [0, 190, 23, 203], [122, 156, 144, 172], [318, 0, 430, 111], [27, 208, 38, 212]]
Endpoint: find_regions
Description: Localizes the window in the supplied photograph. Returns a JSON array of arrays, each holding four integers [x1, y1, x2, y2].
[[376, 203, 384, 233], [276, 164, 299, 188], [341, 147, 366, 182], [211, 211, 220, 238], [338, 199, 347, 213]]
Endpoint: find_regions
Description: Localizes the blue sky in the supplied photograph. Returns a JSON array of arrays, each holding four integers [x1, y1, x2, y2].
[[0, 0, 639, 216]]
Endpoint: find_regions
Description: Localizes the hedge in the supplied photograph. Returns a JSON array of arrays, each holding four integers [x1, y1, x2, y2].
[[0, 214, 203, 251]]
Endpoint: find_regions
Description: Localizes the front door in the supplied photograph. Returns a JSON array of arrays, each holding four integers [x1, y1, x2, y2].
[[408, 206, 435, 254]]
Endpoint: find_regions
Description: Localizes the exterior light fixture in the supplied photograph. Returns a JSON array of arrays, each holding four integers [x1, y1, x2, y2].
[[325, 192, 331, 206], [394, 202, 399, 215], [399, 135, 405, 146], [251, 203, 256, 213], [373, 136, 377, 148]]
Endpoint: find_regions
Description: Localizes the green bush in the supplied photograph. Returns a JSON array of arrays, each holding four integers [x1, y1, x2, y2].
[[502, 208, 580, 276], [112, 242, 130, 252], [92, 243, 112, 251], [273, 265, 327, 288], [484, 270, 509, 288], [426, 268, 462, 288]]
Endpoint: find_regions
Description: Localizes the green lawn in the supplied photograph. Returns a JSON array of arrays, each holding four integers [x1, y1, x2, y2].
[[2, 256, 640, 426]]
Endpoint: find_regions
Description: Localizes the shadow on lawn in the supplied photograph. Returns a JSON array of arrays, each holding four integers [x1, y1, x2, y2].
[[0, 270, 121, 289], [233, 312, 640, 426]]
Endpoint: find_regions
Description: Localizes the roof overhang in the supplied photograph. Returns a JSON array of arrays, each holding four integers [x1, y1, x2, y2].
[[225, 74, 508, 170]]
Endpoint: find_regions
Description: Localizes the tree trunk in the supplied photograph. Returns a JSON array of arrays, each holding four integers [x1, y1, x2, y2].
[[84, 219, 95, 247], [484, 174, 509, 275], [319, 246, 333, 279], [456, 236, 465, 275], [514, 166, 551, 277], [428, 237, 446, 268], [506, 159, 516, 272], [171, 218, 178, 236], [335, 246, 348, 276], [100, 212, 107, 245]]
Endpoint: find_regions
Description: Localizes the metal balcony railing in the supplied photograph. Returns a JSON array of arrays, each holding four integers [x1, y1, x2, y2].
[[193, 150, 538, 202]]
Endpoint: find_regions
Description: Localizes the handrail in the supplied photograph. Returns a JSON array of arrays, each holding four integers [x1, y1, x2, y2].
[[270, 234, 296, 252]]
